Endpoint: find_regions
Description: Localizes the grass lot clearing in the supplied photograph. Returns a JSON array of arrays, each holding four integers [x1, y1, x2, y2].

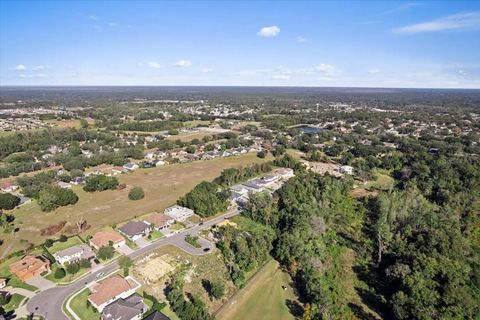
[[3, 293, 26, 313], [45, 263, 90, 284], [132, 245, 234, 314], [166, 131, 215, 142], [47, 236, 84, 254], [215, 259, 299, 320], [364, 169, 394, 191], [69, 288, 100, 320], [2, 153, 269, 256], [183, 120, 212, 128], [6, 276, 39, 292], [187, 215, 201, 224]]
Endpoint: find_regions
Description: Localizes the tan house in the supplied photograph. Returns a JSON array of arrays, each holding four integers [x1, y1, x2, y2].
[[90, 230, 126, 250], [9, 255, 51, 281], [88, 275, 141, 312], [144, 213, 174, 230]]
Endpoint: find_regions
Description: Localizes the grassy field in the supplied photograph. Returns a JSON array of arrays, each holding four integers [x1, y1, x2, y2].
[[216, 259, 299, 320], [2, 153, 269, 256], [69, 288, 100, 320], [166, 131, 215, 142], [45, 263, 90, 284]]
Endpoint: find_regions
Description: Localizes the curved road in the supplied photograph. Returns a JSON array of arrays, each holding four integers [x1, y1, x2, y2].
[[27, 208, 238, 320]]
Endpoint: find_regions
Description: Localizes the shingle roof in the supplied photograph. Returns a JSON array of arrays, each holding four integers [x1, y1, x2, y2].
[[102, 293, 146, 320], [143, 311, 171, 320], [88, 275, 133, 307], [90, 230, 124, 248], [118, 221, 150, 237]]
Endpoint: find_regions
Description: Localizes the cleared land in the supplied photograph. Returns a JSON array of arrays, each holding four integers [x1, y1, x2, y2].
[[2, 153, 269, 255], [216, 259, 299, 320]]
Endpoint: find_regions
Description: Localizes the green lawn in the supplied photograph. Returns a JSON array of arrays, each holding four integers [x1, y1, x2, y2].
[[69, 288, 100, 320], [149, 230, 164, 242], [7, 276, 39, 292], [45, 263, 90, 284], [3, 293, 26, 312], [169, 222, 185, 231], [47, 236, 84, 254], [216, 259, 299, 320]]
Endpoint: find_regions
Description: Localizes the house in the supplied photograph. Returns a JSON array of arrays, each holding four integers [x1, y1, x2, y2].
[[164, 205, 194, 222], [71, 176, 85, 185], [0, 278, 6, 289], [88, 275, 141, 312], [0, 181, 18, 193], [143, 311, 171, 320], [112, 166, 126, 175], [57, 181, 72, 189], [53, 244, 96, 265], [339, 165, 354, 175], [118, 221, 150, 241], [123, 163, 139, 171], [155, 160, 166, 167], [90, 230, 126, 250], [9, 255, 51, 281], [144, 213, 174, 230], [101, 293, 147, 320], [273, 168, 295, 180]]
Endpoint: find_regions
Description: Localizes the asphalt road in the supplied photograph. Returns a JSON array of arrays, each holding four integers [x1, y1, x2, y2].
[[26, 208, 239, 320]]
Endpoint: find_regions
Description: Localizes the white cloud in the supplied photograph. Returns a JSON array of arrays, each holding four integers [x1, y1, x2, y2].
[[368, 69, 381, 74], [272, 74, 290, 80], [315, 64, 336, 76], [14, 64, 26, 71], [33, 65, 46, 70], [296, 36, 307, 43], [147, 61, 163, 69], [175, 60, 192, 67], [201, 68, 213, 73], [108, 22, 118, 27], [257, 25, 280, 37], [394, 11, 480, 33], [88, 15, 99, 21]]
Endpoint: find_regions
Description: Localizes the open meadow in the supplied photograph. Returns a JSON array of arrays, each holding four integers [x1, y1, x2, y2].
[[1, 153, 270, 256]]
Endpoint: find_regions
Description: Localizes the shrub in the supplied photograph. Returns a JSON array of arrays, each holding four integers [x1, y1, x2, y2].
[[66, 262, 80, 274], [83, 175, 119, 192], [54, 267, 66, 279], [128, 187, 145, 200], [98, 246, 115, 260], [0, 193, 20, 210]]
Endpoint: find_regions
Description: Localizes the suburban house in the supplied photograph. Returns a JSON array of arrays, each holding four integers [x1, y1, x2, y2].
[[53, 244, 96, 265], [0, 278, 6, 289], [118, 221, 150, 241], [144, 213, 174, 230], [112, 166, 126, 175], [71, 176, 85, 185], [143, 311, 171, 320], [0, 181, 18, 193], [90, 230, 126, 250], [230, 185, 252, 204], [88, 275, 141, 312], [274, 168, 295, 180], [101, 293, 147, 320], [164, 205, 194, 222], [123, 163, 139, 171], [9, 255, 51, 281]]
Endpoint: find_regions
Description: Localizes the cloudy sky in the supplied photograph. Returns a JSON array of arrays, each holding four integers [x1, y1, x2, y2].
[[1, 1, 479, 88]]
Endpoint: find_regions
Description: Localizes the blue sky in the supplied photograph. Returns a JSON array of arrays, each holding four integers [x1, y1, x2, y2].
[[1, 1, 479, 88]]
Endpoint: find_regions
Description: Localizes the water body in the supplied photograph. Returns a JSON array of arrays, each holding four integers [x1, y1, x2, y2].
[[297, 125, 322, 133]]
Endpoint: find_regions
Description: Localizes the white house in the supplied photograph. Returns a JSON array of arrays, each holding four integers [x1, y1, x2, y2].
[[340, 165, 354, 175], [123, 163, 139, 171], [164, 205, 194, 222], [53, 244, 96, 265]]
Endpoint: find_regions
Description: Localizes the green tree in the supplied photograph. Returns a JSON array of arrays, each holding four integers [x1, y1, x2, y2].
[[0, 193, 20, 210], [128, 187, 145, 200], [98, 246, 115, 260]]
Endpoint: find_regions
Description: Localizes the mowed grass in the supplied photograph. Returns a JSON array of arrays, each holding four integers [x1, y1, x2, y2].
[[69, 288, 100, 320], [48, 236, 84, 254], [216, 259, 299, 320], [166, 131, 215, 142], [2, 153, 269, 256]]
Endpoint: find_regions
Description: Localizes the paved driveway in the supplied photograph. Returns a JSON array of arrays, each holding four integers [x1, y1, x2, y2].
[[26, 276, 55, 291], [116, 244, 133, 255], [134, 237, 151, 248]]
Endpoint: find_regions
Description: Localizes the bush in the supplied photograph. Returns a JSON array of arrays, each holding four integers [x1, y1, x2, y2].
[[128, 187, 145, 200], [257, 150, 266, 158], [98, 246, 115, 260], [54, 267, 66, 279], [0, 193, 20, 210], [37, 186, 78, 212], [66, 262, 80, 274]]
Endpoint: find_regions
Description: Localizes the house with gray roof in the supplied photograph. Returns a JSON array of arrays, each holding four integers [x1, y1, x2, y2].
[[101, 293, 146, 320], [143, 311, 171, 320], [118, 221, 150, 241]]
